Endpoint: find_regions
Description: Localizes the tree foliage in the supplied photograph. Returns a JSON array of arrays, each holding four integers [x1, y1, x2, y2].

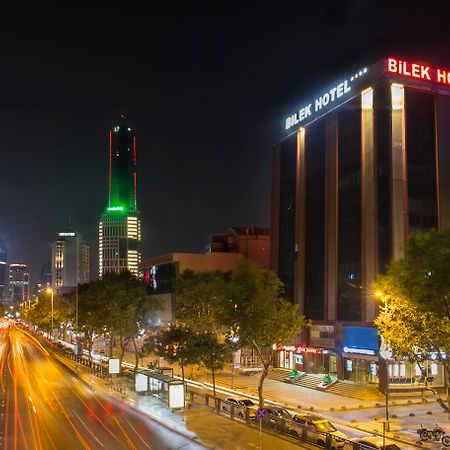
[[373, 228, 450, 408], [223, 259, 310, 407], [175, 270, 229, 335]]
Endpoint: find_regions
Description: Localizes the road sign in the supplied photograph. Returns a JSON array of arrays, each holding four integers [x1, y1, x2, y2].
[[256, 407, 267, 420]]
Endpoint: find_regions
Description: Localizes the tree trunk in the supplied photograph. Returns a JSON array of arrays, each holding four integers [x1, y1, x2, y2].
[[212, 366, 216, 397], [132, 337, 139, 369], [181, 364, 185, 386], [258, 362, 270, 408], [109, 335, 113, 358]]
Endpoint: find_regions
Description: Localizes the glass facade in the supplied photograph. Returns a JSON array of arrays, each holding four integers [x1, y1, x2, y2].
[[374, 86, 392, 273], [304, 121, 325, 320], [337, 100, 362, 321], [278, 134, 297, 301], [405, 89, 438, 232]]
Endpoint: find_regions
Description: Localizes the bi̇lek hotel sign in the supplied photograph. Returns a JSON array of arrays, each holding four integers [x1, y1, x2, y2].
[[284, 57, 450, 131]]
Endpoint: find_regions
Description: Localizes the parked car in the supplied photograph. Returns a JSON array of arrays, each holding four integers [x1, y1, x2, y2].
[[352, 436, 402, 450], [263, 405, 293, 431], [222, 397, 258, 418], [290, 412, 347, 448]]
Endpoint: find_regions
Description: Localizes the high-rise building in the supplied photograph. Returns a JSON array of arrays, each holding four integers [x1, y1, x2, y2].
[[99, 117, 141, 277], [0, 237, 6, 298], [271, 56, 450, 388], [51, 224, 89, 294], [9, 264, 29, 302]]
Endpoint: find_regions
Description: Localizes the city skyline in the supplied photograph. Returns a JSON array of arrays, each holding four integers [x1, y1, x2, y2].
[[2, 8, 450, 283]]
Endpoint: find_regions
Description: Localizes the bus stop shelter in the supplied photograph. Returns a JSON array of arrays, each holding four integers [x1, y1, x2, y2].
[[134, 369, 184, 408]]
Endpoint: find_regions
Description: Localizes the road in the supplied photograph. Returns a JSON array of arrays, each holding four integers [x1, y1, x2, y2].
[[0, 322, 205, 450]]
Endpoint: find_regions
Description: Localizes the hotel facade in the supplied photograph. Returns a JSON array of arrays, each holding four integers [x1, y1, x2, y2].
[[271, 57, 450, 390]]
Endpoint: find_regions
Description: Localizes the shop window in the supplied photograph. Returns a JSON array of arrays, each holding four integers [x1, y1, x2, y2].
[[345, 360, 353, 372], [399, 365, 406, 377], [415, 364, 422, 376], [392, 364, 399, 377], [431, 363, 438, 375], [370, 363, 377, 376]]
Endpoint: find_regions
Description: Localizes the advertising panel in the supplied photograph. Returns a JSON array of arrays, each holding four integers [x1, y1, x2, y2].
[[135, 373, 148, 392], [109, 358, 120, 374], [168, 383, 184, 408]]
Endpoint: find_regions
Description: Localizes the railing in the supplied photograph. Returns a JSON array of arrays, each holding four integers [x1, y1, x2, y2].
[[197, 395, 392, 450]]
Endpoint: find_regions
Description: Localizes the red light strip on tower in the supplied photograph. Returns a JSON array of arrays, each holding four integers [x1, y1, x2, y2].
[[133, 136, 137, 166], [108, 130, 112, 207]]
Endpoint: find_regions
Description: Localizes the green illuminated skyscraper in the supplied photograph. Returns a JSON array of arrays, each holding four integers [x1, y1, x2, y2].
[[99, 117, 141, 278]]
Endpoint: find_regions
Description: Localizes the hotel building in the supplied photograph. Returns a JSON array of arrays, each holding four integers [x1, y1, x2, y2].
[[271, 57, 450, 390]]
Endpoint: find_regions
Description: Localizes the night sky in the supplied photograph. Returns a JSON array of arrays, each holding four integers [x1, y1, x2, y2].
[[1, 6, 450, 283]]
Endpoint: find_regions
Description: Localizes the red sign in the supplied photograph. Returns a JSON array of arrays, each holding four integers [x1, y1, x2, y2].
[[387, 57, 450, 86], [274, 344, 321, 355]]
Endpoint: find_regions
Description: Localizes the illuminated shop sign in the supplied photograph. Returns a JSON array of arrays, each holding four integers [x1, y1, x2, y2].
[[274, 344, 322, 354], [285, 67, 368, 130], [387, 57, 450, 85], [58, 232, 75, 237], [343, 346, 376, 356]]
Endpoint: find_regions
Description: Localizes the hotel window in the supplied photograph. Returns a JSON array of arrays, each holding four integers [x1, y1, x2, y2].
[[278, 134, 297, 301], [337, 99, 362, 321], [304, 120, 325, 320], [405, 89, 437, 232]]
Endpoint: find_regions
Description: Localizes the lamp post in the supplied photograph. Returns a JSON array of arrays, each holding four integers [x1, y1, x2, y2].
[[47, 288, 54, 339], [376, 291, 390, 436]]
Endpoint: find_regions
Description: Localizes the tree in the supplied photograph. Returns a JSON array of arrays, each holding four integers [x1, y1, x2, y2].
[[175, 269, 229, 336], [223, 259, 309, 407], [373, 228, 450, 410], [145, 325, 201, 388], [25, 291, 72, 334], [98, 271, 159, 369], [196, 331, 233, 396]]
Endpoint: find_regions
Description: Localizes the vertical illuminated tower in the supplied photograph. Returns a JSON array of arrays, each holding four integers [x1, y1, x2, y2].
[[99, 116, 141, 277]]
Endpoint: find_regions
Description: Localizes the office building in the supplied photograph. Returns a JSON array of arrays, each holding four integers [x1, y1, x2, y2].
[[9, 264, 29, 302], [51, 225, 89, 294], [205, 226, 270, 269], [271, 57, 450, 389], [99, 118, 141, 277]]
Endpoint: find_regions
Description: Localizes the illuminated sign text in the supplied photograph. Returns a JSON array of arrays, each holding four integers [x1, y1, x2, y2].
[[387, 57, 450, 86], [285, 67, 368, 131]]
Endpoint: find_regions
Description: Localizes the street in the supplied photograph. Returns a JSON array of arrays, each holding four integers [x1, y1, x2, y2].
[[0, 322, 205, 449]]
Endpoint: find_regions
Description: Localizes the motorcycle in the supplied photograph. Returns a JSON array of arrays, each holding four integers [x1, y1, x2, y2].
[[417, 422, 450, 446]]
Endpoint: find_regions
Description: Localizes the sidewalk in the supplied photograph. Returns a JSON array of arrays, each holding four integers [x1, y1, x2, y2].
[[122, 350, 445, 449]]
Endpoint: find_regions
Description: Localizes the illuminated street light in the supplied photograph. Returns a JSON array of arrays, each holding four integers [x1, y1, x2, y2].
[[47, 287, 54, 338]]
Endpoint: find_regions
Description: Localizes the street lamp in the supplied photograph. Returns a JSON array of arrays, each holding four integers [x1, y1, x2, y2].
[[375, 291, 391, 439], [47, 287, 54, 338]]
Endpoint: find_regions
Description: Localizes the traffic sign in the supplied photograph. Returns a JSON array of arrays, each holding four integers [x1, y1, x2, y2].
[[256, 407, 267, 420]]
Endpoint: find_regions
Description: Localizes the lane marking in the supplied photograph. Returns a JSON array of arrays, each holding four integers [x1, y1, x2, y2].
[[72, 409, 104, 448]]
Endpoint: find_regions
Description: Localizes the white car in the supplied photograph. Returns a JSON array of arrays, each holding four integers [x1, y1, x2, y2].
[[290, 413, 347, 448], [352, 436, 402, 450], [221, 397, 257, 419]]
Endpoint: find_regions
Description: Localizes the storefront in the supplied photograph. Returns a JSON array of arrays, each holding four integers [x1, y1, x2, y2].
[[388, 357, 444, 387], [340, 326, 379, 384], [274, 344, 336, 375]]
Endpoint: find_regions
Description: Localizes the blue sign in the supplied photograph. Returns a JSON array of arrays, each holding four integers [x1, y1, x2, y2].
[[344, 326, 378, 351], [256, 407, 267, 420]]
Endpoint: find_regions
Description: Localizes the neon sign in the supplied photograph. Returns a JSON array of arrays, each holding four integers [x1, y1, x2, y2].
[[274, 344, 322, 354], [343, 346, 376, 356], [387, 57, 450, 86], [285, 67, 368, 130]]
